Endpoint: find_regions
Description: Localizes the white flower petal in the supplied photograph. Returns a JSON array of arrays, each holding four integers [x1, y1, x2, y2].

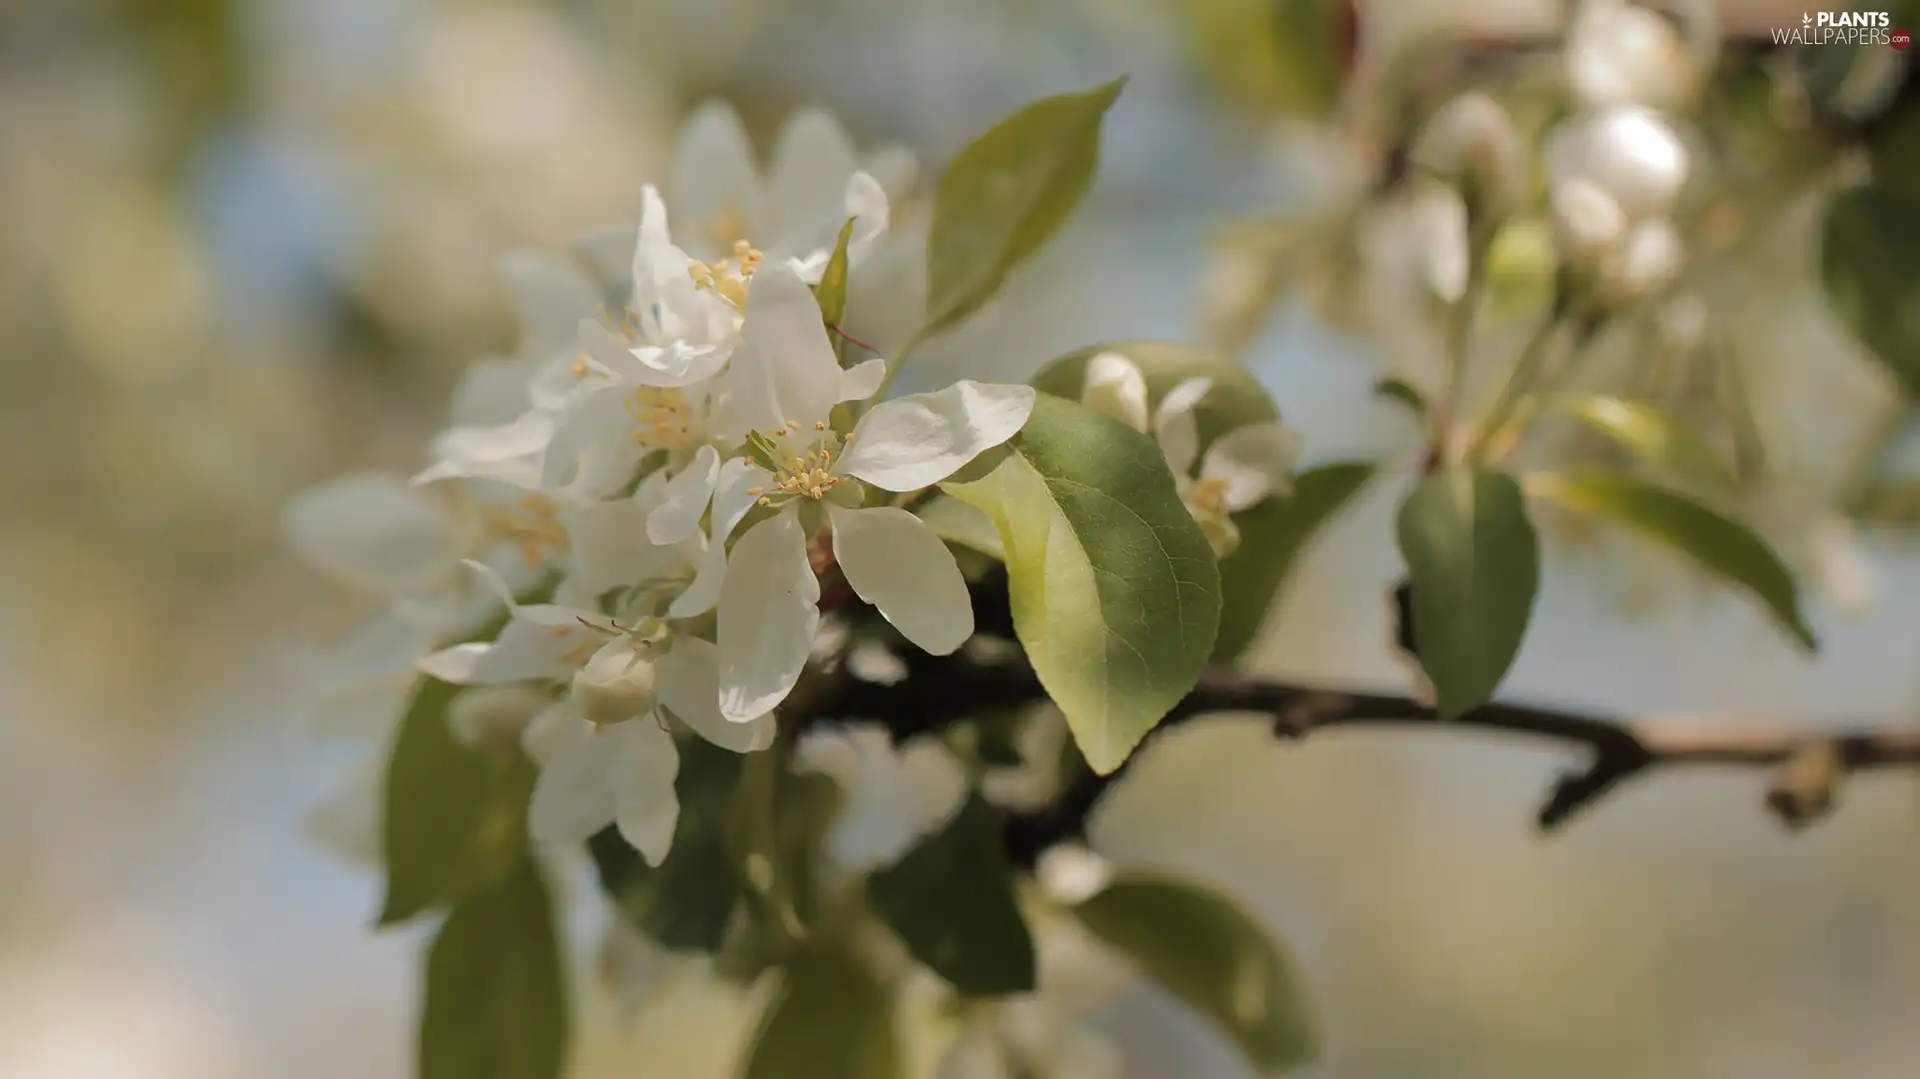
[[459, 557, 522, 611], [717, 508, 820, 721], [711, 459, 770, 541], [1081, 352, 1150, 433], [828, 505, 973, 655], [584, 318, 730, 388], [1151, 377, 1213, 477], [499, 250, 600, 358], [659, 638, 775, 752], [529, 718, 621, 847], [667, 536, 728, 619], [449, 357, 536, 429], [728, 263, 843, 433], [613, 717, 681, 866], [1200, 422, 1303, 510], [862, 146, 920, 204], [562, 494, 670, 596], [286, 473, 462, 596], [838, 382, 1035, 491], [414, 413, 554, 489], [417, 642, 490, 684], [648, 445, 722, 545], [843, 170, 891, 264], [795, 725, 967, 870], [839, 357, 888, 404], [767, 106, 858, 256], [668, 102, 761, 252]]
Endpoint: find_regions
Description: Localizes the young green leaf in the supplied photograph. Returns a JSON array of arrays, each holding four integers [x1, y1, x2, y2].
[[1030, 341, 1302, 662], [1373, 376, 1430, 420], [1074, 873, 1318, 1075], [814, 217, 858, 333], [914, 494, 1007, 560], [1395, 468, 1540, 718], [380, 676, 536, 926], [1527, 469, 1818, 650], [739, 937, 900, 1079], [1550, 394, 1737, 495], [868, 796, 1036, 996], [589, 737, 746, 953], [1217, 461, 1376, 659], [420, 857, 568, 1079], [1823, 184, 1920, 398], [920, 79, 1125, 340], [942, 394, 1221, 775]]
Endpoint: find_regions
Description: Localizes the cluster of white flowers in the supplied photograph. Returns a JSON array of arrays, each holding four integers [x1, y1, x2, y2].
[[287, 101, 1036, 867]]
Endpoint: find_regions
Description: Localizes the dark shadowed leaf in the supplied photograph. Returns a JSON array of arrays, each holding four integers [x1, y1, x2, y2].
[[420, 857, 568, 1079], [869, 796, 1036, 995], [589, 737, 746, 953], [739, 937, 899, 1079]]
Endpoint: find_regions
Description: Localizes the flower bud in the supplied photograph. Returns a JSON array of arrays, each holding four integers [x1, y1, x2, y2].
[[1548, 106, 1690, 220], [569, 638, 658, 726], [1413, 92, 1529, 222], [1594, 217, 1683, 306], [1080, 352, 1150, 433], [1566, 0, 1699, 112], [1549, 178, 1627, 269]]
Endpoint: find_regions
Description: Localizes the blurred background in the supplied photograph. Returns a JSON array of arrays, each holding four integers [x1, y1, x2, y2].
[[3, 0, 1919, 1076]]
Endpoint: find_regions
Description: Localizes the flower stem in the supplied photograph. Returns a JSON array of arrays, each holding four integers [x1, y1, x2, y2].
[[1466, 295, 1573, 462], [1437, 229, 1491, 466]]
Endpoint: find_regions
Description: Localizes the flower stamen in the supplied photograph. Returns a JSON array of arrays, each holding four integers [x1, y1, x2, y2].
[[485, 494, 570, 568]]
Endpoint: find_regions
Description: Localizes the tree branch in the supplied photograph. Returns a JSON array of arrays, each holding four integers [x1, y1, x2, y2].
[[1002, 669, 1920, 866]]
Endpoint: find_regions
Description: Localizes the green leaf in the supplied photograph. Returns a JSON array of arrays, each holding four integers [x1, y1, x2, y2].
[[420, 857, 568, 1079], [1219, 462, 1376, 656], [868, 796, 1036, 995], [920, 79, 1125, 340], [589, 737, 746, 953], [739, 937, 900, 1079], [815, 217, 857, 334], [1550, 394, 1738, 495], [943, 394, 1221, 774], [1395, 468, 1540, 718], [1031, 341, 1296, 662], [914, 494, 1007, 560], [1074, 873, 1318, 1074], [725, 749, 843, 948], [1856, 476, 1920, 525], [380, 676, 536, 925], [1373, 376, 1429, 419], [1822, 183, 1920, 398], [745, 430, 786, 474], [1527, 469, 1818, 650]]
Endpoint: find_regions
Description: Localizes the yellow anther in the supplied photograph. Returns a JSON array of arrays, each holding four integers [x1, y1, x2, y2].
[[745, 487, 765, 496], [757, 496, 772, 506], [569, 351, 591, 377], [625, 386, 701, 451], [484, 493, 570, 568], [813, 421, 827, 431]]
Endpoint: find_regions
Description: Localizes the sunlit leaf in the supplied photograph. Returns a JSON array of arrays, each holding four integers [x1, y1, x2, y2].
[[1550, 394, 1737, 495], [943, 394, 1221, 774]]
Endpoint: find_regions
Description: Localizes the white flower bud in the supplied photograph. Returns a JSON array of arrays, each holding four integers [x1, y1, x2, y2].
[[1595, 218, 1684, 306], [1566, 0, 1699, 112], [1549, 178, 1627, 269], [1081, 352, 1150, 433], [1413, 92, 1528, 222], [448, 684, 551, 750], [1548, 106, 1690, 220], [1408, 180, 1471, 304], [569, 638, 658, 727]]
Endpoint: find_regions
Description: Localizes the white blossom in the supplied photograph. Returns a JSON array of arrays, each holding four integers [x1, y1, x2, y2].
[[1080, 351, 1301, 557], [709, 264, 1033, 721], [1566, 0, 1700, 113], [794, 723, 968, 870], [1548, 105, 1690, 221]]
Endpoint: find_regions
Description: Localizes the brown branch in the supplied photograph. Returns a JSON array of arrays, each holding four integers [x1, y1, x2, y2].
[[1001, 669, 1920, 865]]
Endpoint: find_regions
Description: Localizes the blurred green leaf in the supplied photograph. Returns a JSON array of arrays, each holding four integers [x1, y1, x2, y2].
[[868, 796, 1036, 996], [590, 738, 746, 953], [1550, 394, 1738, 495], [739, 936, 900, 1079], [816, 217, 857, 337], [1031, 341, 1297, 661], [380, 676, 536, 926], [420, 857, 568, 1079], [1075, 873, 1318, 1074], [943, 394, 1221, 775], [1822, 183, 1920, 398], [920, 79, 1125, 340], [1396, 468, 1540, 718], [1528, 469, 1818, 650], [1373, 377, 1430, 420], [726, 749, 842, 948], [1855, 476, 1920, 524], [1181, 0, 1347, 119]]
